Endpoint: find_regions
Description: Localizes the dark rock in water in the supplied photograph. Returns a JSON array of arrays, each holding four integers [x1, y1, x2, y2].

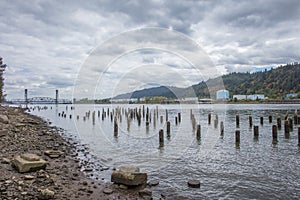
[[148, 180, 159, 187], [12, 153, 47, 173], [187, 179, 201, 188], [103, 188, 113, 194], [111, 165, 147, 186]]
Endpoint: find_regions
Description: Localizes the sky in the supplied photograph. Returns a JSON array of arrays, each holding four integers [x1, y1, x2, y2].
[[1, 0, 300, 100]]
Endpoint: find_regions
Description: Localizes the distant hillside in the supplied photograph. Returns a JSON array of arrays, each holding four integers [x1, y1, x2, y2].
[[113, 63, 300, 100], [114, 86, 186, 99]]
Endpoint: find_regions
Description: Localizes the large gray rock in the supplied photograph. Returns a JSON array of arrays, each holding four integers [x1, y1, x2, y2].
[[111, 165, 147, 186], [12, 153, 47, 173]]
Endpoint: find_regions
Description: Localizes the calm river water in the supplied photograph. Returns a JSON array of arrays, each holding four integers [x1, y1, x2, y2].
[[29, 103, 300, 199]]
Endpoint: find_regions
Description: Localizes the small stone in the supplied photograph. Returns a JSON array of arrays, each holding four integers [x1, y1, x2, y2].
[[103, 188, 113, 194], [40, 188, 55, 199], [82, 181, 88, 186], [2, 158, 10, 164], [24, 175, 35, 180], [187, 180, 201, 188], [0, 114, 9, 124], [119, 184, 128, 189], [44, 150, 63, 158], [84, 168, 93, 172], [139, 188, 152, 197], [148, 180, 159, 187]]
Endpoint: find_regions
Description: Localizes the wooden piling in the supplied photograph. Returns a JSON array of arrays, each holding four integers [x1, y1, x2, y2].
[[284, 120, 290, 138], [272, 125, 278, 143], [208, 113, 211, 125], [196, 124, 201, 140], [298, 127, 300, 146], [288, 118, 293, 131], [114, 117, 118, 137], [166, 121, 171, 138], [214, 119, 218, 129], [178, 113, 181, 123], [160, 116, 163, 124], [235, 130, 240, 145], [277, 117, 281, 130], [175, 117, 178, 125], [220, 121, 224, 136], [269, 116, 272, 123], [165, 109, 168, 122], [254, 125, 259, 138], [260, 117, 263, 125], [294, 114, 298, 125], [159, 129, 164, 147], [236, 115, 240, 127], [249, 116, 253, 127]]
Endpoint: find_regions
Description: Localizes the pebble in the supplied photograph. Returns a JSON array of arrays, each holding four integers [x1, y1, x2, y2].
[[148, 180, 159, 186], [24, 175, 35, 180], [103, 188, 113, 194]]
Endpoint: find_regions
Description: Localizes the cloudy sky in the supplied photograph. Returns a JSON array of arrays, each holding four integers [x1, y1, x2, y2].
[[1, 0, 300, 99]]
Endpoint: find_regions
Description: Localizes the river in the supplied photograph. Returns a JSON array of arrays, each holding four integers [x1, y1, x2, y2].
[[29, 103, 300, 199]]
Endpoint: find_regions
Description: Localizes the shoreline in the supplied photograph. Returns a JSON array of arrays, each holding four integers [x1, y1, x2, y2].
[[0, 105, 148, 199]]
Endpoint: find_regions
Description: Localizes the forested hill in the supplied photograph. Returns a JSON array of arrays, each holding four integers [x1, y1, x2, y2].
[[192, 63, 300, 99], [113, 63, 300, 100]]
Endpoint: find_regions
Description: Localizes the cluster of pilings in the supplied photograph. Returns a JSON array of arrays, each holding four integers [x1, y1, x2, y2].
[[38, 105, 300, 148]]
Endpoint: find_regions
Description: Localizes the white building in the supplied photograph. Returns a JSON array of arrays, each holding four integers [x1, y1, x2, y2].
[[216, 90, 229, 100], [247, 94, 265, 100], [233, 95, 247, 100]]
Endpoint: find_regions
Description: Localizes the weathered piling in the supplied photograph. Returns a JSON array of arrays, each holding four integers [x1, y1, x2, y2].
[[288, 118, 293, 131], [165, 109, 168, 122], [114, 117, 118, 137], [249, 116, 253, 127], [69, 114, 72, 119], [175, 117, 178, 125], [77, 115, 79, 120], [294, 114, 298, 125], [142, 105, 145, 119], [235, 130, 240, 145], [268, 115, 272, 123], [284, 120, 290, 138], [236, 115, 240, 127], [160, 116, 163, 124], [254, 126, 259, 138], [196, 124, 201, 140], [159, 129, 164, 147], [208, 113, 211, 125], [220, 121, 224, 136], [190, 109, 193, 120], [214, 119, 218, 129], [272, 125, 278, 143], [277, 117, 281, 130], [166, 121, 171, 138], [298, 127, 300, 146], [178, 113, 181, 123], [260, 117, 263, 125]]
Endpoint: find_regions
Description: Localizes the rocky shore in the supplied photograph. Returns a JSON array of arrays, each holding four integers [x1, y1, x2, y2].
[[0, 105, 152, 199]]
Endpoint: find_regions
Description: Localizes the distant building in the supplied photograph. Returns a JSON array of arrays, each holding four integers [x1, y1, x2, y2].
[[216, 89, 229, 100], [247, 94, 265, 100], [233, 95, 247, 100], [286, 93, 298, 99]]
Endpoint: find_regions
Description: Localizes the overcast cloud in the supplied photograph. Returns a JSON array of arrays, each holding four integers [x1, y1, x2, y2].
[[1, 0, 300, 99]]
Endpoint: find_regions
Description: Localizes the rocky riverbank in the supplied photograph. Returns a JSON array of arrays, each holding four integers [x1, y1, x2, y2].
[[0, 105, 152, 199]]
